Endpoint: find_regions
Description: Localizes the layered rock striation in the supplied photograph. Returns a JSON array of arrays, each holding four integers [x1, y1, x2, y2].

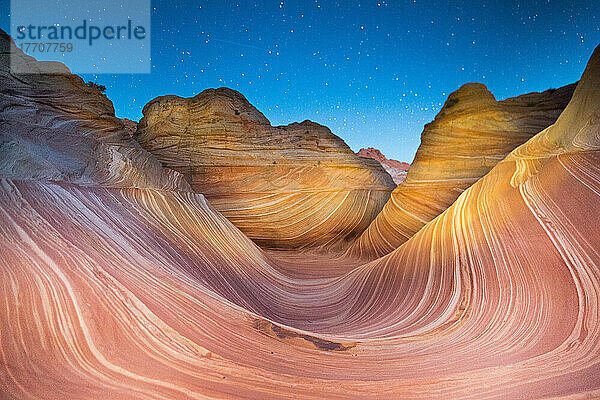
[[2, 26, 600, 399], [348, 80, 576, 259], [135, 88, 395, 249], [0, 30, 189, 192]]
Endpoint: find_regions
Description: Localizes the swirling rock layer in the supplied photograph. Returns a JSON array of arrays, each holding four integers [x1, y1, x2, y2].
[[135, 88, 395, 249], [1, 27, 600, 399], [0, 30, 189, 192], [349, 81, 576, 259]]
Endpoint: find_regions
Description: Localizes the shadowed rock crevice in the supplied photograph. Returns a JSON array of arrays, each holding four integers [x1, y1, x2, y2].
[[253, 319, 356, 352]]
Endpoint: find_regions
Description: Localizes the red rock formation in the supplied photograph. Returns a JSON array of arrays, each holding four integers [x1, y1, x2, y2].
[[349, 81, 576, 259], [135, 88, 395, 250], [120, 118, 138, 136], [357, 147, 410, 184]]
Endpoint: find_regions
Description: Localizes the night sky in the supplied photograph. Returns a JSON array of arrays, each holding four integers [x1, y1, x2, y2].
[[1, 0, 599, 162]]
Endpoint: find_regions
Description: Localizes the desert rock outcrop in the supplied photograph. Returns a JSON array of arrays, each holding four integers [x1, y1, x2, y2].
[[120, 118, 138, 136], [357, 147, 410, 184], [349, 80, 576, 259], [135, 88, 395, 249], [0, 30, 189, 192]]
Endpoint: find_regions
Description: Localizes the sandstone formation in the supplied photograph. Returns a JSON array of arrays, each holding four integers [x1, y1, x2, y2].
[[135, 88, 395, 249], [348, 80, 576, 259], [120, 118, 138, 136], [357, 147, 410, 184], [0, 30, 189, 192], [2, 26, 600, 399]]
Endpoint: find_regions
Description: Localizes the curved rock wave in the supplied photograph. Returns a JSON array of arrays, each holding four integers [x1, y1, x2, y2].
[[1, 27, 600, 398], [135, 88, 395, 250], [348, 80, 576, 259], [0, 30, 190, 192], [1, 146, 599, 398]]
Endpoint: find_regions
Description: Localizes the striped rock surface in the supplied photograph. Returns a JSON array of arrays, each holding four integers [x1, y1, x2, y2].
[[134, 88, 395, 250], [348, 80, 576, 259], [2, 25, 600, 399], [0, 30, 189, 192]]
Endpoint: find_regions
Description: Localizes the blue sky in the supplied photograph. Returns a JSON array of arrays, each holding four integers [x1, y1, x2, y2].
[[1, 0, 598, 162]]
